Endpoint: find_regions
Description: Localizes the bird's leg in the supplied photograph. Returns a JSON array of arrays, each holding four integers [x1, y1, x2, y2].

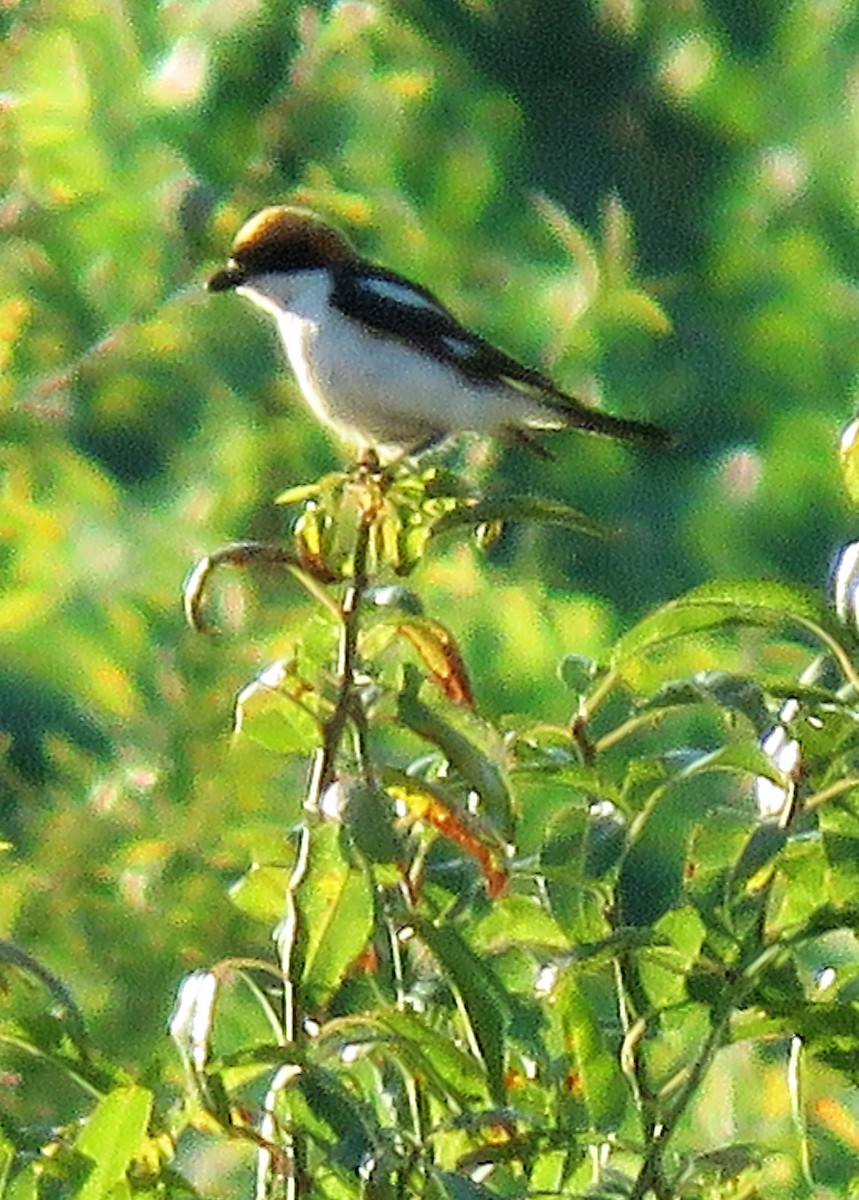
[[404, 431, 448, 460], [382, 432, 452, 481], [354, 433, 449, 486], [355, 447, 382, 474], [508, 428, 555, 461]]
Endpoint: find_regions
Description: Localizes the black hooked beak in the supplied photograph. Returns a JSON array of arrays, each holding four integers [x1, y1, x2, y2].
[[207, 261, 245, 292]]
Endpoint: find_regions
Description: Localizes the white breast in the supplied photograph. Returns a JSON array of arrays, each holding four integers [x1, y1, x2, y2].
[[237, 270, 557, 459]]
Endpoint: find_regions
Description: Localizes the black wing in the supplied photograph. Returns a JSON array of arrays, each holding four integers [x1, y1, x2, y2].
[[331, 265, 673, 446], [330, 265, 556, 392]]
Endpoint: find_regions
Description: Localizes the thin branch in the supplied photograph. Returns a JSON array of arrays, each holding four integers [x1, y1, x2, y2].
[[310, 508, 373, 806], [593, 708, 673, 755], [628, 973, 753, 1200], [804, 775, 859, 813], [616, 956, 668, 1199], [259, 496, 376, 1200]]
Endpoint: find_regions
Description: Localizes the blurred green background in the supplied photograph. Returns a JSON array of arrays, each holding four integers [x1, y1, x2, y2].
[[2, 0, 858, 1139]]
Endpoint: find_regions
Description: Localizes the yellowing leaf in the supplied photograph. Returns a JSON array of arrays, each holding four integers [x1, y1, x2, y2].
[[396, 616, 474, 708], [840, 418, 859, 506]]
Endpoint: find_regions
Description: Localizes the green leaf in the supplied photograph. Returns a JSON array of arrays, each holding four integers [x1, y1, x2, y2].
[[371, 1008, 488, 1104], [414, 918, 509, 1104], [540, 805, 615, 942], [601, 286, 673, 336], [682, 1144, 762, 1186], [639, 671, 772, 734], [228, 864, 290, 923], [236, 698, 321, 756], [296, 823, 373, 1008], [397, 665, 514, 839], [275, 481, 324, 505], [7, 1165, 39, 1200], [617, 839, 686, 929], [822, 815, 859, 907], [558, 654, 598, 693], [840, 419, 859, 506], [557, 972, 627, 1131], [0, 940, 89, 1054], [298, 1065, 377, 1151], [731, 824, 788, 888], [469, 895, 569, 954], [75, 1086, 152, 1200], [678, 741, 788, 788], [434, 1169, 501, 1200], [431, 495, 615, 539], [617, 789, 692, 928], [620, 744, 775, 929], [610, 582, 855, 686], [342, 781, 403, 864]]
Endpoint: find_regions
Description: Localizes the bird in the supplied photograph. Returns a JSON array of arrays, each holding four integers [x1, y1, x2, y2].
[[207, 206, 671, 464]]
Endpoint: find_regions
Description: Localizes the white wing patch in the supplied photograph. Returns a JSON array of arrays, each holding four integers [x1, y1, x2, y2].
[[361, 275, 449, 316], [441, 334, 481, 364]]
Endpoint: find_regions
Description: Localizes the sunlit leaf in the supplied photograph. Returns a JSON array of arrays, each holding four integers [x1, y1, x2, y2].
[[234, 662, 322, 755], [6, 1163, 39, 1200], [557, 972, 626, 1131], [396, 616, 475, 707], [840, 419, 859, 506], [275, 481, 324, 505], [432, 495, 615, 540], [75, 1086, 153, 1200], [228, 864, 290, 923], [611, 582, 857, 689], [296, 823, 373, 1008], [371, 1008, 488, 1104], [397, 665, 514, 838], [414, 918, 509, 1104], [601, 287, 673, 335], [469, 895, 568, 953], [532, 191, 599, 293], [294, 505, 334, 580]]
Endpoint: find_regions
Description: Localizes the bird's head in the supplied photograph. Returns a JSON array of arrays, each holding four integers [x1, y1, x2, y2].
[[207, 206, 356, 292]]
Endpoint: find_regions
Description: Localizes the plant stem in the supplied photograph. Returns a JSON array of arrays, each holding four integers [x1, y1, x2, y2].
[[260, 500, 375, 1200], [628, 992, 741, 1200], [311, 508, 373, 803], [788, 1035, 814, 1190], [616, 957, 668, 1200]]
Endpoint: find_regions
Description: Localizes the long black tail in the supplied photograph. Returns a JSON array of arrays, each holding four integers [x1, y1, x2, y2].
[[568, 404, 675, 446], [543, 393, 674, 446]]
